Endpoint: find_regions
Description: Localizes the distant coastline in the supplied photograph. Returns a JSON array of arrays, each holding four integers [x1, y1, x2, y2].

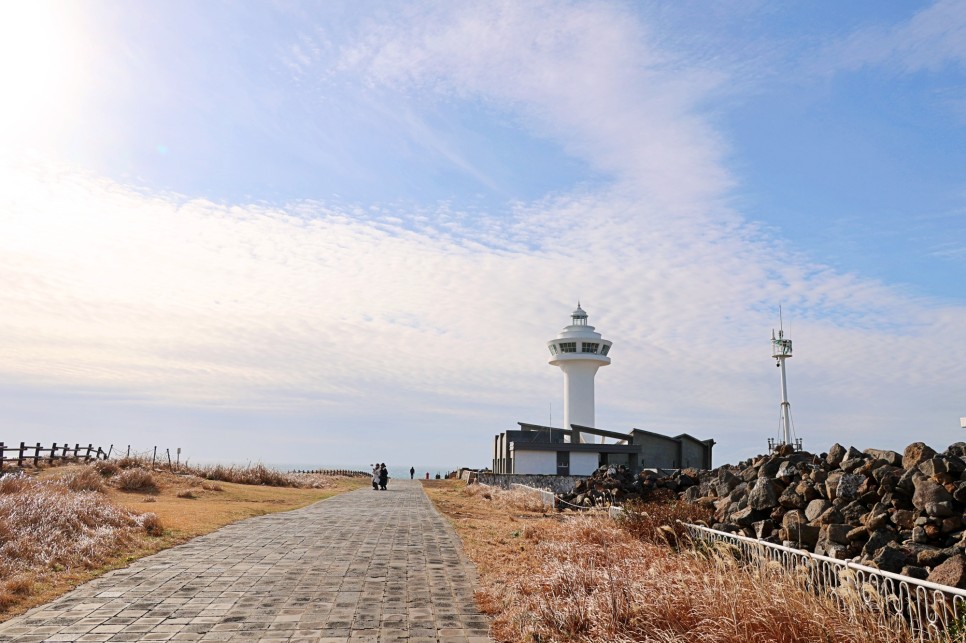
[[272, 463, 451, 480]]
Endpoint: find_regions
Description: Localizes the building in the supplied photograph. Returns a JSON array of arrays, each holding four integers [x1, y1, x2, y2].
[[547, 303, 611, 444], [491, 422, 714, 475], [490, 304, 715, 475]]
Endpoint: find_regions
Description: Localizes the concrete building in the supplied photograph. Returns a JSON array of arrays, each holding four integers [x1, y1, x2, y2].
[[491, 422, 714, 475], [491, 303, 714, 475]]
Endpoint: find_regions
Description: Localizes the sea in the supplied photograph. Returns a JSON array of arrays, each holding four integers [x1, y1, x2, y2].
[[272, 463, 452, 481]]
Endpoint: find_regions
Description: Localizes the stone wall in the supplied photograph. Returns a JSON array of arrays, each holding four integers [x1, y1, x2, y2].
[[477, 473, 585, 494]]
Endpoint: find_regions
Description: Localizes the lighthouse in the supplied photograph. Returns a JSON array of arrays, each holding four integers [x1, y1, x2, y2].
[[547, 304, 612, 443]]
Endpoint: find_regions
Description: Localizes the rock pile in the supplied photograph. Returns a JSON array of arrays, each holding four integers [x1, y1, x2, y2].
[[559, 441, 966, 587], [688, 442, 966, 585], [556, 464, 700, 508]]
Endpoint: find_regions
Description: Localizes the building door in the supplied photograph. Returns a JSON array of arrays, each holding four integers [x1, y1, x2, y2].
[[556, 451, 569, 476]]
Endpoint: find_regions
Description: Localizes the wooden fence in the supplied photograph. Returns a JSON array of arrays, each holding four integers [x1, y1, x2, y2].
[[290, 469, 370, 478], [0, 442, 110, 469]]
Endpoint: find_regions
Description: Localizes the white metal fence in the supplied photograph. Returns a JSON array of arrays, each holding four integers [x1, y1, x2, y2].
[[509, 483, 556, 508], [683, 522, 966, 641]]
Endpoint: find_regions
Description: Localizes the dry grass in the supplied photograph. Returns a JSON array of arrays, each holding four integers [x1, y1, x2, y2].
[[0, 463, 367, 621], [463, 482, 554, 514], [0, 471, 158, 612], [424, 481, 912, 643], [115, 468, 158, 493], [617, 496, 714, 547]]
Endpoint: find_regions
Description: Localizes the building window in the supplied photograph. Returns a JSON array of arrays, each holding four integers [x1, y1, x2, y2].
[[600, 344, 610, 356], [581, 342, 599, 354], [559, 342, 577, 353], [548, 344, 558, 356]]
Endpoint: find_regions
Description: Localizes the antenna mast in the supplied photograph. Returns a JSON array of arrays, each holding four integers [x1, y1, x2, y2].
[[770, 306, 799, 452]]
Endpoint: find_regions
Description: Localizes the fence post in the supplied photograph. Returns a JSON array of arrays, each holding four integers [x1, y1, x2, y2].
[[166, 448, 172, 470], [0, 441, 4, 469], [73, 443, 80, 461], [34, 442, 41, 467], [18, 442, 25, 467], [51, 442, 58, 464], [107, 444, 113, 459], [126, 445, 130, 458], [152, 446, 157, 468]]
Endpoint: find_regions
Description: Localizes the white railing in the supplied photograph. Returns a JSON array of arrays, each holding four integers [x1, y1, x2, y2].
[[682, 522, 966, 640], [509, 483, 556, 508]]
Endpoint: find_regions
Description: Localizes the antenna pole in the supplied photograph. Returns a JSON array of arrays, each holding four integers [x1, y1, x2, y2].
[[778, 355, 792, 446]]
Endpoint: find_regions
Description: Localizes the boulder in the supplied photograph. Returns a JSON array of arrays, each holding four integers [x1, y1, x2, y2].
[[825, 471, 844, 500], [912, 479, 954, 517], [840, 458, 866, 473], [903, 442, 938, 469], [927, 555, 966, 589], [919, 458, 948, 478], [827, 443, 847, 468], [836, 474, 865, 502], [862, 529, 899, 557], [804, 499, 832, 522], [891, 509, 916, 530], [864, 448, 902, 467], [785, 522, 820, 548], [748, 479, 782, 510], [752, 519, 775, 539], [778, 485, 805, 510], [870, 542, 910, 574], [901, 565, 929, 580]]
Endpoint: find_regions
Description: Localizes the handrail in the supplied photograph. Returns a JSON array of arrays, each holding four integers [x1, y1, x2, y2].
[[681, 521, 966, 640]]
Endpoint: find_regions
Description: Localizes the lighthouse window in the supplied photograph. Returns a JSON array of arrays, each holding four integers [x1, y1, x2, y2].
[[559, 342, 577, 353], [581, 342, 599, 354], [600, 344, 610, 356], [548, 344, 558, 356]]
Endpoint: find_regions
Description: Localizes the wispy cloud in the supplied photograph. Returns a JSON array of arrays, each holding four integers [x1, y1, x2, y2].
[[820, 0, 966, 73], [1, 2, 965, 465]]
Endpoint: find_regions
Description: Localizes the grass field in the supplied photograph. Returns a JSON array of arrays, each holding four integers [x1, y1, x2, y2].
[[0, 463, 366, 622], [423, 480, 914, 643]]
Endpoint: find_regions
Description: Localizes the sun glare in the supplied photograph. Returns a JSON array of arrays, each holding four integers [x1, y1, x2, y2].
[[0, 2, 88, 150]]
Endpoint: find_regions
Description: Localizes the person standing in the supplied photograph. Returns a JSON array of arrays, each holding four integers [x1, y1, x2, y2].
[[409, 466, 415, 479], [379, 463, 388, 490], [371, 463, 380, 491]]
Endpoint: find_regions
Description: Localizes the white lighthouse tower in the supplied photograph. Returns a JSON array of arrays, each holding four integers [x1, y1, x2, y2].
[[547, 304, 612, 443]]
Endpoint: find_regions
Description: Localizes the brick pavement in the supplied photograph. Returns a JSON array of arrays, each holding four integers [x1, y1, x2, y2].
[[0, 480, 493, 643]]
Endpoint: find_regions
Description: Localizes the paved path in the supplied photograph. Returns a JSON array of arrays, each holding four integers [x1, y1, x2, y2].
[[0, 480, 492, 643]]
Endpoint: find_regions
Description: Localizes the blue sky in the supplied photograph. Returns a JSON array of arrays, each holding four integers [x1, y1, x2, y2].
[[0, 1, 964, 469]]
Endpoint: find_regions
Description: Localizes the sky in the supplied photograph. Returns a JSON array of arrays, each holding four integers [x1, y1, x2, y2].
[[1, 1, 964, 470]]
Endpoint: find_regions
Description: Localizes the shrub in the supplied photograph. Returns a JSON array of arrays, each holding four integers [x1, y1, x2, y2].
[[200, 481, 223, 492], [191, 463, 300, 487], [139, 513, 163, 537], [617, 497, 714, 545], [176, 489, 196, 499], [0, 471, 29, 494], [92, 459, 119, 477], [115, 469, 158, 493], [66, 467, 107, 493]]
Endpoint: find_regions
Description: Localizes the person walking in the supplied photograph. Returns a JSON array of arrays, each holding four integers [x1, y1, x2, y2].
[[409, 466, 415, 480], [379, 463, 389, 490], [371, 463, 380, 491]]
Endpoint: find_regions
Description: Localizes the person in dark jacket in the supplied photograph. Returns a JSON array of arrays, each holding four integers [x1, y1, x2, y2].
[[379, 463, 388, 490], [409, 466, 415, 479]]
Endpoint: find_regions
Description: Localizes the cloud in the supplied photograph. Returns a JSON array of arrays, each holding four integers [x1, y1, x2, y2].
[[822, 0, 966, 73], [1, 2, 965, 465]]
